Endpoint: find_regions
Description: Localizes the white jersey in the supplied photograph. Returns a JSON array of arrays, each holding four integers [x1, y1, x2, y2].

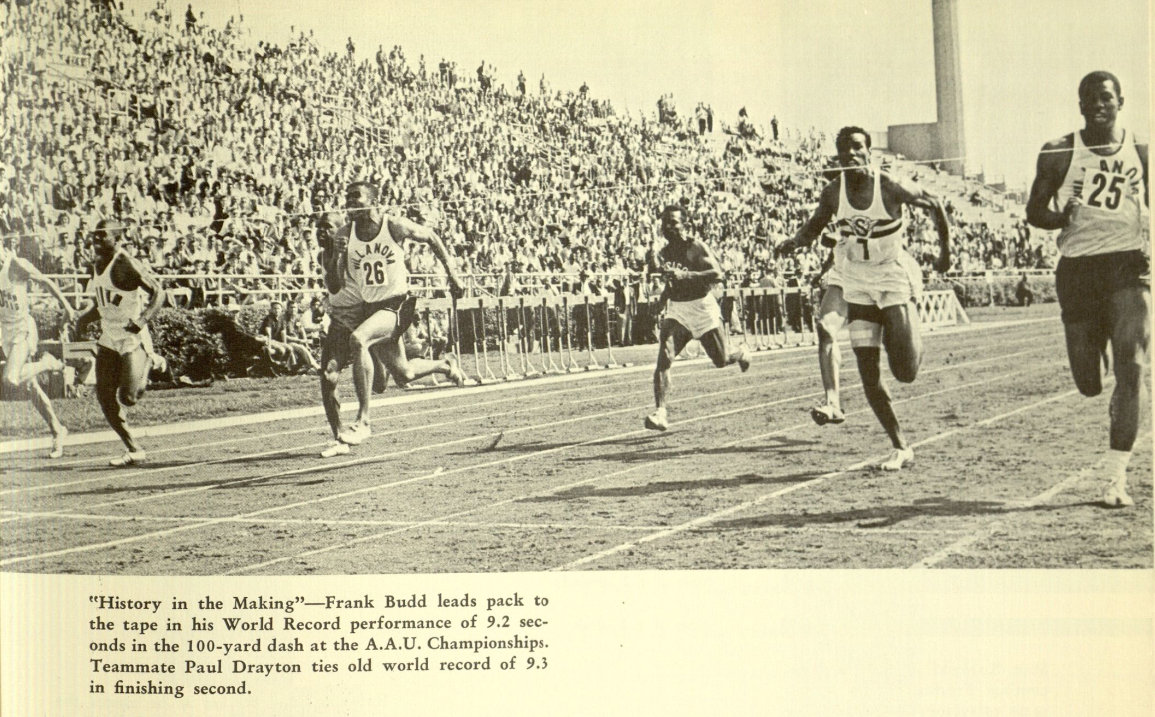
[[90, 249, 148, 352], [0, 248, 31, 330], [830, 171, 922, 305], [331, 219, 409, 306], [1055, 129, 1147, 257], [834, 170, 905, 265]]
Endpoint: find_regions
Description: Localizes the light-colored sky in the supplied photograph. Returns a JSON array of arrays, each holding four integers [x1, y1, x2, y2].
[[124, 0, 1148, 189]]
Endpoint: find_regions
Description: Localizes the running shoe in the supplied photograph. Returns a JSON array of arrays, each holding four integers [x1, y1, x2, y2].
[[1102, 482, 1134, 508], [736, 345, 751, 373], [644, 407, 669, 431], [447, 355, 466, 387], [810, 404, 846, 426], [42, 353, 64, 372], [338, 422, 371, 446], [49, 425, 68, 459], [320, 441, 351, 458], [878, 447, 914, 471], [109, 450, 146, 467]]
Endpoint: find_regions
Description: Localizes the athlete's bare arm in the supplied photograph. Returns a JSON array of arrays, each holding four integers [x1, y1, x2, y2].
[[886, 175, 951, 272], [74, 305, 100, 338], [12, 257, 74, 322], [777, 181, 838, 256], [321, 227, 348, 295], [130, 256, 165, 326], [386, 216, 464, 297], [1026, 135, 1077, 230], [1136, 139, 1149, 207]]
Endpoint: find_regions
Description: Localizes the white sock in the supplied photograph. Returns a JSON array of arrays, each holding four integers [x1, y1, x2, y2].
[[1104, 450, 1131, 487]]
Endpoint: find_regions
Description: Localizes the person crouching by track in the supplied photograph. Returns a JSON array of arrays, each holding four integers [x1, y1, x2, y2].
[[73, 219, 168, 467], [777, 126, 950, 471], [317, 182, 467, 458], [0, 242, 75, 458], [644, 203, 750, 432]]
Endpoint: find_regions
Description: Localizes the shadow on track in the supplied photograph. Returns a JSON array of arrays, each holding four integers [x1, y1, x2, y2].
[[706, 496, 1066, 531], [520, 471, 825, 502]]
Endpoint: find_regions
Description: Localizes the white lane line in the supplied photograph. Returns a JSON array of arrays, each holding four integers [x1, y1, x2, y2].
[[0, 353, 810, 500], [3, 325, 1056, 499], [1, 361, 666, 475], [0, 317, 1053, 455], [5, 335, 1049, 527], [553, 384, 1081, 571], [0, 337, 792, 456], [2, 344, 1060, 569], [911, 387, 1133, 569], [228, 360, 1062, 574], [0, 362, 841, 564], [3, 384, 833, 568], [909, 469, 1093, 569], [0, 344, 813, 495], [0, 511, 671, 532]]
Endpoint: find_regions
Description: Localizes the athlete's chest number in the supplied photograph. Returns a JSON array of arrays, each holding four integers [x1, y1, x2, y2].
[[362, 260, 387, 286], [857, 238, 870, 261], [0, 289, 19, 310], [1085, 169, 1126, 211]]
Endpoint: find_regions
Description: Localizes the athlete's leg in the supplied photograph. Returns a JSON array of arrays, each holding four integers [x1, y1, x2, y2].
[[1107, 286, 1150, 451], [698, 326, 749, 370], [880, 301, 922, 384], [95, 347, 141, 453], [1056, 256, 1108, 397], [2, 334, 31, 391], [813, 286, 847, 424], [348, 308, 400, 425], [646, 319, 692, 431], [4, 334, 67, 445], [379, 336, 464, 387], [117, 344, 151, 407], [653, 319, 692, 409], [1101, 286, 1151, 507], [853, 345, 905, 449], [370, 342, 390, 393], [1063, 321, 1108, 397], [28, 378, 68, 457], [850, 309, 911, 469], [319, 330, 349, 440]]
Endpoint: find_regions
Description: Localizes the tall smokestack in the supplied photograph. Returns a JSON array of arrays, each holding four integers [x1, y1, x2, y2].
[[932, 0, 965, 175]]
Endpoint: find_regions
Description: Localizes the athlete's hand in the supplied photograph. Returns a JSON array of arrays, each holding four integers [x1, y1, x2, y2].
[[1062, 198, 1081, 227], [447, 276, 465, 299], [932, 253, 952, 274], [775, 238, 797, 258], [59, 303, 75, 324]]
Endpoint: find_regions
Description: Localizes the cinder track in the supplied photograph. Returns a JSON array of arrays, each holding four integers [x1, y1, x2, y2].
[[2, 318, 1150, 574]]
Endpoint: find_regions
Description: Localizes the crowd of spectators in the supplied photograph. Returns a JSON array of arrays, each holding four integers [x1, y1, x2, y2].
[[2, 0, 1057, 314]]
